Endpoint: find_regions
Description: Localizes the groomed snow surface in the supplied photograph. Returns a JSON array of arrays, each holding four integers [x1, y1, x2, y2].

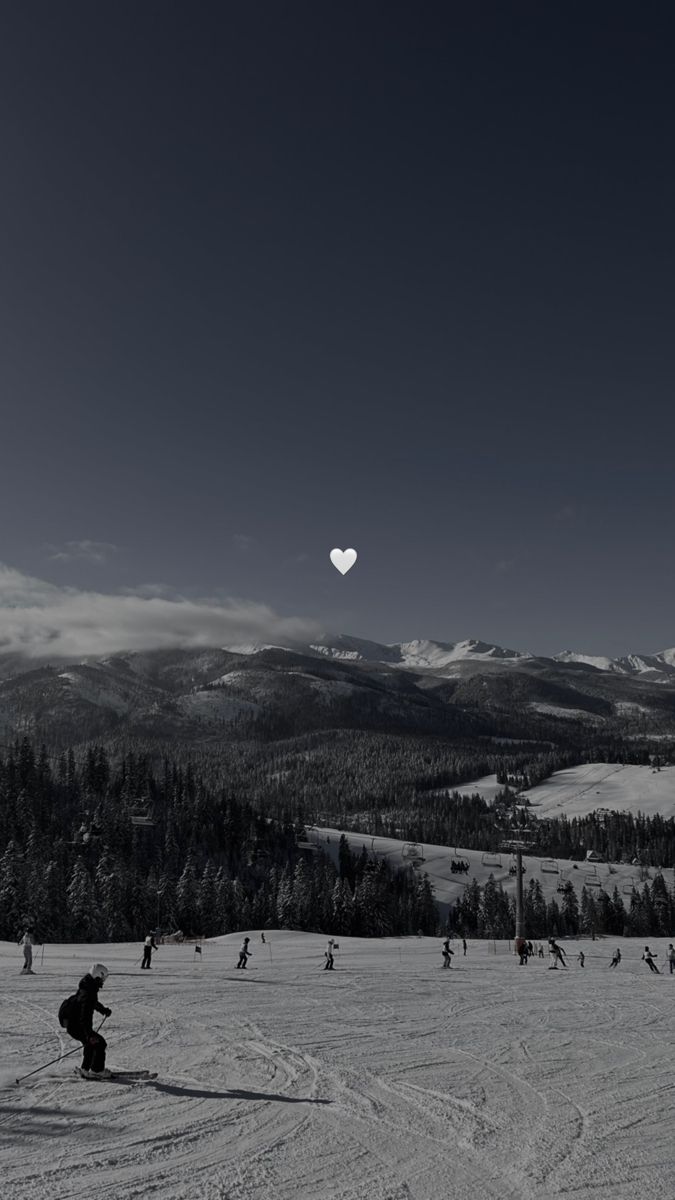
[[452, 763, 675, 821], [2, 932, 675, 1200]]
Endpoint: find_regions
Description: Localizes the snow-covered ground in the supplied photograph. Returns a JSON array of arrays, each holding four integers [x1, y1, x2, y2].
[[450, 762, 675, 820], [306, 827, 672, 913], [2, 932, 675, 1199], [524, 762, 675, 820], [427, 773, 507, 804]]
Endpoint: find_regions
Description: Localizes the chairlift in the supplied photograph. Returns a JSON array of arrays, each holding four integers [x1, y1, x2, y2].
[[481, 852, 502, 868], [622, 877, 636, 896], [69, 821, 101, 846], [402, 842, 425, 863], [540, 859, 559, 874], [584, 874, 602, 888], [130, 811, 156, 828]]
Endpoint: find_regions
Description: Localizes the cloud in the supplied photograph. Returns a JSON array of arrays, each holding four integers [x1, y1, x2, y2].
[[0, 564, 321, 659], [46, 540, 120, 565]]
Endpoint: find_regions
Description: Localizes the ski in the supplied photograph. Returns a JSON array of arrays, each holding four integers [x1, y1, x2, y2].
[[109, 1070, 158, 1079], [75, 1068, 158, 1081]]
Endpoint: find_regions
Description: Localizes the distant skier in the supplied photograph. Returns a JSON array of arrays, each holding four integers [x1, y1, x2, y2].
[[642, 946, 660, 974], [527, 941, 534, 956], [667, 944, 675, 975], [260, 931, 266, 944], [609, 948, 621, 968], [59, 963, 112, 1078], [236, 937, 251, 969], [515, 937, 528, 965], [538, 945, 544, 959], [18, 926, 39, 974], [441, 937, 454, 968], [462, 938, 467, 956], [548, 938, 567, 969], [324, 938, 335, 970], [141, 932, 158, 970], [577, 951, 585, 968]]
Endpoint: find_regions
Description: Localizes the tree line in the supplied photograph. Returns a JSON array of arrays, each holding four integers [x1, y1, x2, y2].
[[0, 740, 438, 941], [449, 874, 675, 939]]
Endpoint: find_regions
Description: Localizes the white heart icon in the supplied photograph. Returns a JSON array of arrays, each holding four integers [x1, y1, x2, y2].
[[330, 547, 357, 575]]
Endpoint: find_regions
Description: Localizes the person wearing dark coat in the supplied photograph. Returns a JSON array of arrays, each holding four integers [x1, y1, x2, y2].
[[64, 963, 112, 1076], [141, 933, 159, 969]]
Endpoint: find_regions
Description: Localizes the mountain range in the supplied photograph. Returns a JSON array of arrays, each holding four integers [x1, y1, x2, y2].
[[1, 635, 674, 748]]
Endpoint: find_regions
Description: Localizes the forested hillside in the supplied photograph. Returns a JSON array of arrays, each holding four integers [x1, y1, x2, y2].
[[0, 739, 437, 942]]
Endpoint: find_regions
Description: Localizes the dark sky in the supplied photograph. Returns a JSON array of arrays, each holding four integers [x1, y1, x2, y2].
[[2, 2, 675, 657]]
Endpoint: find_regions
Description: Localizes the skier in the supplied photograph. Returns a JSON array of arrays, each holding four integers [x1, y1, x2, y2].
[[61, 963, 112, 1078], [577, 951, 585, 968], [515, 937, 528, 965], [324, 937, 335, 970], [548, 938, 567, 969], [527, 941, 534, 956], [462, 938, 467, 956], [236, 937, 251, 969], [609, 948, 621, 968], [141, 932, 159, 969], [668, 944, 675, 975], [642, 946, 660, 974], [260, 931, 266, 944], [441, 937, 454, 969], [538, 945, 544, 959], [18, 926, 39, 974]]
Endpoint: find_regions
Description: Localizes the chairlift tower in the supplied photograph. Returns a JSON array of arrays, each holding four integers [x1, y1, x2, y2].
[[499, 827, 535, 940]]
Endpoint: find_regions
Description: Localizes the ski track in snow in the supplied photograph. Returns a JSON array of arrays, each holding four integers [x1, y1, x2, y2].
[[2, 933, 675, 1199]]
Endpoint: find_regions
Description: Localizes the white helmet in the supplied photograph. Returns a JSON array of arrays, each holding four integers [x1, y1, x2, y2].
[[90, 963, 109, 982]]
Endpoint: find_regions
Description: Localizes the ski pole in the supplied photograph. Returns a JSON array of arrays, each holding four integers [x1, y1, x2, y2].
[[15, 1015, 108, 1085], [41, 945, 45, 968]]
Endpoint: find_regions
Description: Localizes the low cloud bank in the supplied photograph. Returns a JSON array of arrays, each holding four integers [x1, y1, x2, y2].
[[0, 565, 320, 658]]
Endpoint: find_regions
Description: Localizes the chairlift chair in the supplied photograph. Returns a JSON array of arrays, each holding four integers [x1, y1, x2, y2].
[[402, 842, 425, 862], [130, 811, 156, 828], [481, 852, 502, 868], [540, 859, 559, 874]]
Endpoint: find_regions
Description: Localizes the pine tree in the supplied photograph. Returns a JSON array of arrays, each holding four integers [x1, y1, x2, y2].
[[276, 868, 294, 928], [67, 858, 95, 940], [0, 840, 24, 937], [175, 853, 199, 934], [561, 881, 580, 935], [331, 877, 354, 935]]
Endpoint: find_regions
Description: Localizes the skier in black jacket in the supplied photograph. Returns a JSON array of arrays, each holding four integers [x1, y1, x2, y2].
[[63, 963, 112, 1077]]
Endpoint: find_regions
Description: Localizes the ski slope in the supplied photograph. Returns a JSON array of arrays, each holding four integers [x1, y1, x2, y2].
[[453, 763, 675, 820], [523, 762, 675, 819], [2, 933, 675, 1200], [306, 827, 672, 915]]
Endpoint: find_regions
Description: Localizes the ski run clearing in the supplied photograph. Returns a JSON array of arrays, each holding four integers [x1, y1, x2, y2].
[[306, 827, 675, 917], [2, 932, 675, 1200], [451, 762, 675, 821]]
